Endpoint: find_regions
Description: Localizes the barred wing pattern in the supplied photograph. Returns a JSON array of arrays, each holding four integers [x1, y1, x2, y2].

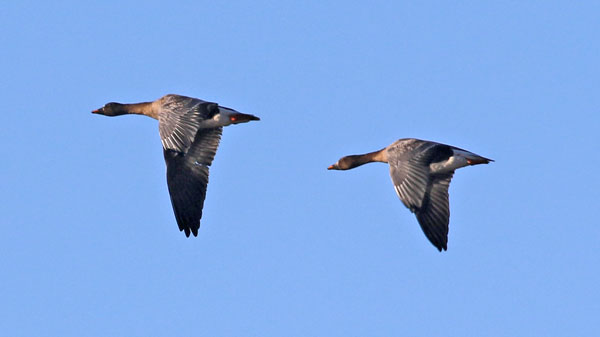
[[158, 94, 219, 153], [157, 94, 225, 236], [388, 139, 455, 251]]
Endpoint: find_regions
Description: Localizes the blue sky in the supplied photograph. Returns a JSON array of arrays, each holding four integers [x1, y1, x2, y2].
[[1, 1, 599, 336]]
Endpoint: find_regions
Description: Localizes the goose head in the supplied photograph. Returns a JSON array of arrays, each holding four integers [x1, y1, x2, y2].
[[327, 156, 360, 170], [92, 102, 127, 117]]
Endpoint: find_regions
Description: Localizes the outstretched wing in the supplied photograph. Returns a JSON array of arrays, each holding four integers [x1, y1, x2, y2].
[[163, 127, 223, 237], [388, 140, 454, 251]]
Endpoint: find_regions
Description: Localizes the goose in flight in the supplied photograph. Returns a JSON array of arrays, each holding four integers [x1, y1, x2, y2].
[[93, 94, 259, 237], [328, 138, 492, 251]]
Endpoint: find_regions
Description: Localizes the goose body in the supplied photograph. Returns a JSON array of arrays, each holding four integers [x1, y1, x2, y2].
[[328, 138, 492, 251], [93, 94, 259, 237]]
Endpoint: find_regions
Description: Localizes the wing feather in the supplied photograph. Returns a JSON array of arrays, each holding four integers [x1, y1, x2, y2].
[[415, 173, 453, 251], [158, 95, 219, 154], [163, 127, 223, 236], [387, 139, 455, 250]]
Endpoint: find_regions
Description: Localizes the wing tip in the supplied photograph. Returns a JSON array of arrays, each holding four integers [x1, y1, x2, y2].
[[434, 242, 448, 252], [178, 220, 200, 238], [179, 226, 200, 237]]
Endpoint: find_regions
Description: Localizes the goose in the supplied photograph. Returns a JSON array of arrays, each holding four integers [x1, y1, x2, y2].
[[328, 138, 492, 251], [93, 94, 259, 237]]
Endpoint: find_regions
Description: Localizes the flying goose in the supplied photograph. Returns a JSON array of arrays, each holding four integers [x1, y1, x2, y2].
[[93, 94, 259, 237], [328, 138, 492, 251]]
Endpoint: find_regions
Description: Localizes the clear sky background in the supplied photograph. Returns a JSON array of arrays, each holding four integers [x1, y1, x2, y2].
[[1, 1, 598, 336]]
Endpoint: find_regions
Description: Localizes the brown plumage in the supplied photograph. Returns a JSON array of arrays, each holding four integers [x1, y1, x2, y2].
[[328, 138, 492, 251], [93, 94, 259, 237]]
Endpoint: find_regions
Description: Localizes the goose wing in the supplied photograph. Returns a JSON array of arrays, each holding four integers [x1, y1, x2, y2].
[[414, 173, 453, 251], [158, 95, 219, 153], [388, 140, 454, 251], [163, 127, 223, 236]]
